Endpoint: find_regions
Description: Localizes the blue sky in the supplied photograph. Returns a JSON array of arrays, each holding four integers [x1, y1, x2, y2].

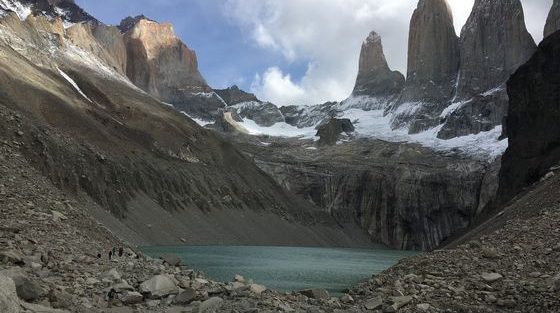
[[75, 0, 551, 106]]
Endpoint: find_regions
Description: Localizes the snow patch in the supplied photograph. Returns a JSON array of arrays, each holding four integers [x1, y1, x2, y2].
[[0, 0, 31, 20], [57, 67, 92, 103], [482, 85, 504, 97], [180, 111, 212, 127], [236, 118, 317, 139], [440, 99, 472, 118], [338, 95, 387, 111]]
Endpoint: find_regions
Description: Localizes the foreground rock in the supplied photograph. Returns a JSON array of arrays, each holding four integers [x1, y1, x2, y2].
[[316, 118, 355, 146], [498, 31, 560, 203], [0, 275, 20, 313]]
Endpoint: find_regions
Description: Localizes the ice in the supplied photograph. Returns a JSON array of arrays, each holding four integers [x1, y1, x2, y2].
[[57, 67, 92, 103]]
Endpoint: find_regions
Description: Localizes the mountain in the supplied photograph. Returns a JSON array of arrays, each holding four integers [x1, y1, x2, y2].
[[214, 85, 259, 106], [0, 0, 96, 24], [437, 0, 536, 139], [545, 0, 560, 39], [498, 30, 560, 204], [0, 6, 369, 247], [352, 31, 404, 99], [390, 0, 460, 133]]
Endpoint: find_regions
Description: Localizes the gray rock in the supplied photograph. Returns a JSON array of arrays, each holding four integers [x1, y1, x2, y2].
[[228, 101, 285, 127], [20, 302, 70, 313], [173, 288, 196, 304], [383, 296, 412, 312], [545, 0, 560, 38], [249, 284, 266, 295], [416, 303, 431, 311], [364, 296, 383, 310], [0, 250, 24, 265], [340, 294, 354, 304], [299, 288, 330, 300], [0, 268, 43, 301], [481, 272, 503, 282], [101, 268, 121, 281], [139, 275, 179, 298], [119, 291, 143, 305], [0, 274, 21, 313], [198, 297, 223, 313], [160, 254, 182, 267], [352, 31, 404, 98]]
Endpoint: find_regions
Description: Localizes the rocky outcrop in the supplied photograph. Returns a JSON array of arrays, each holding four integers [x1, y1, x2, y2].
[[316, 118, 354, 146], [545, 0, 560, 39], [0, 0, 97, 23], [456, 0, 536, 100], [391, 0, 459, 132], [227, 101, 285, 127], [498, 31, 560, 204], [214, 85, 259, 106], [120, 16, 224, 119], [352, 31, 404, 98]]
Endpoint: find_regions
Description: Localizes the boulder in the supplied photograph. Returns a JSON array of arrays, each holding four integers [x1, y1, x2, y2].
[[0, 268, 43, 301], [364, 296, 383, 310], [119, 291, 143, 305], [299, 288, 330, 300], [316, 118, 355, 146], [139, 275, 179, 298], [160, 254, 182, 267], [249, 284, 266, 295], [0, 250, 24, 266], [481, 272, 503, 282], [0, 275, 21, 313], [101, 268, 121, 281], [173, 288, 196, 304], [198, 297, 223, 313]]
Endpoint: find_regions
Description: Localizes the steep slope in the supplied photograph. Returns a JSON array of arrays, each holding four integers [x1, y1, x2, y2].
[[390, 0, 460, 133], [352, 31, 404, 99], [438, 0, 536, 139], [498, 31, 560, 204], [0, 10, 370, 247], [0, 0, 96, 23], [545, 0, 560, 39], [120, 16, 226, 120]]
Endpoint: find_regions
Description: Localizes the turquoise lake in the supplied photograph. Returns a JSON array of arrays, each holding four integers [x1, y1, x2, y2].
[[141, 246, 416, 294]]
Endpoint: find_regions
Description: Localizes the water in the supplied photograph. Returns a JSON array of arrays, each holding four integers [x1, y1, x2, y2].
[[141, 245, 416, 294]]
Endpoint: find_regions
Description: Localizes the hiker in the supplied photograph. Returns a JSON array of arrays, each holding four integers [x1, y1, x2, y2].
[[106, 288, 117, 308], [109, 250, 113, 260], [97, 253, 101, 259], [118, 247, 124, 257]]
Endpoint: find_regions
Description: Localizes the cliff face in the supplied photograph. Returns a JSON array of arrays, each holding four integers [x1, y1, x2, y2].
[[214, 85, 259, 106], [545, 0, 560, 39], [456, 0, 536, 100], [120, 16, 225, 119], [391, 0, 460, 133], [238, 139, 495, 251], [498, 31, 560, 204], [352, 31, 404, 98]]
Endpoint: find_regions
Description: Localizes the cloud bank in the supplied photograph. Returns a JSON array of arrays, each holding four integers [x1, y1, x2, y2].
[[224, 0, 551, 106]]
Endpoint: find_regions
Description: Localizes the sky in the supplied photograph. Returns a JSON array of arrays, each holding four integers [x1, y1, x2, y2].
[[75, 0, 553, 106]]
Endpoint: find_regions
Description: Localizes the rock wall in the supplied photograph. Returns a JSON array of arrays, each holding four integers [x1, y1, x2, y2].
[[242, 140, 493, 251], [545, 0, 560, 39], [498, 31, 560, 203]]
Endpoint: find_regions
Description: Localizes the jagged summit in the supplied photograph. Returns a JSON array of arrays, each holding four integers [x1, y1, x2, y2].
[[352, 31, 404, 98], [117, 14, 155, 33], [545, 0, 560, 38]]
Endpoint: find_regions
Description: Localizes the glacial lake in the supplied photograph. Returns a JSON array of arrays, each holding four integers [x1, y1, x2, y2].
[[141, 245, 416, 294]]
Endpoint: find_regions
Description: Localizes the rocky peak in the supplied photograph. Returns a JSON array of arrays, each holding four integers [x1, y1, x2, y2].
[[545, 0, 560, 39], [352, 31, 404, 98], [456, 0, 536, 100], [121, 15, 209, 102], [399, 0, 459, 104], [0, 0, 97, 23], [214, 85, 259, 106]]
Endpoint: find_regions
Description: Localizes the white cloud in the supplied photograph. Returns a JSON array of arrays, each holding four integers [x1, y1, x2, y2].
[[225, 0, 551, 106]]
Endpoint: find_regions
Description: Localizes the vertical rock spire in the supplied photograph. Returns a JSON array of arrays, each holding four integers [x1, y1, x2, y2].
[[391, 0, 460, 132], [352, 31, 404, 98], [456, 0, 536, 100]]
